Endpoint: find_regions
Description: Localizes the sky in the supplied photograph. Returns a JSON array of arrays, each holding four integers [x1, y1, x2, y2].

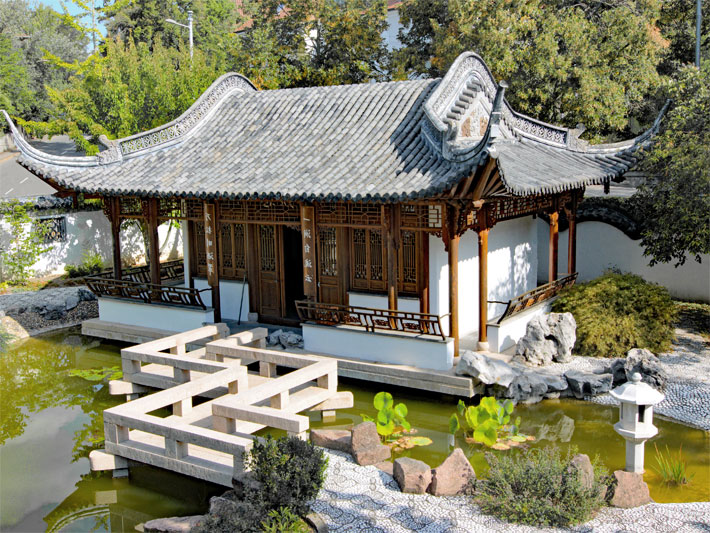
[[39, 0, 107, 37]]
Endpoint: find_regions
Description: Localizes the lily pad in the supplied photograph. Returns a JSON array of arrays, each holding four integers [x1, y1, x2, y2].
[[491, 442, 511, 450]]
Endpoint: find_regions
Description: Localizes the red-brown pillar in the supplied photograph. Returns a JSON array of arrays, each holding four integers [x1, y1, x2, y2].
[[478, 226, 490, 350], [447, 205, 460, 357], [567, 210, 577, 275], [203, 201, 221, 322], [549, 211, 559, 283]]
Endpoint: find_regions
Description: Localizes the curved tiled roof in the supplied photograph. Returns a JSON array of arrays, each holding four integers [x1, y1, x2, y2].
[[1, 52, 665, 202]]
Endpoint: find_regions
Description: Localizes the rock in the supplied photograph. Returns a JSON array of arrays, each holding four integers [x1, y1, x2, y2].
[[547, 313, 576, 363], [278, 331, 303, 349], [310, 429, 351, 453], [78, 287, 97, 301], [539, 372, 570, 398], [41, 298, 66, 320], [515, 313, 577, 365], [393, 457, 432, 494], [351, 422, 380, 453], [610, 470, 652, 508], [143, 515, 204, 532], [610, 349, 667, 391], [64, 293, 79, 311], [567, 454, 594, 490], [1, 316, 28, 341], [456, 351, 518, 387], [266, 329, 283, 346], [352, 444, 391, 466], [565, 370, 613, 398], [429, 448, 476, 496], [208, 495, 236, 517], [374, 461, 394, 476], [505, 372, 549, 404]]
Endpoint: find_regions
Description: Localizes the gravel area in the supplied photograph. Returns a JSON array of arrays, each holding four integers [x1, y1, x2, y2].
[[7, 300, 98, 333], [313, 450, 710, 533]]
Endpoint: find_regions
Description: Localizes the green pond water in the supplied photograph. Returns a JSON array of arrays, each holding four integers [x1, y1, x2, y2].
[[1, 330, 708, 532]]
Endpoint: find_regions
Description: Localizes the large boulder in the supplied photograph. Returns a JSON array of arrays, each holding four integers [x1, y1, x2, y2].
[[310, 429, 351, 453], [610, 470, 652, 508], [567, 454, 594, 490], [515, 313, 577, 366], [393, 457, 432, 494], [456, 351, 518, 387], [266, 329, 284, 346], [278, 331, 304, 349], [538, 372, 570, 399], [565, 370, 613, 398], [351, 422, 391, 466], [610, 348, 668, 391], [505, 372, 548, 404], [429, 448, 476, 496]]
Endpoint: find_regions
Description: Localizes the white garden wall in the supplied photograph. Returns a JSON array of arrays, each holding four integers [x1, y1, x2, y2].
[[193, 278, 250, 322], [0, 210, 183, 280], [536, 219, 710, 303], [97, 298, 214, 332], [347, 291, 419, 313], [429, 215, 539, 340]]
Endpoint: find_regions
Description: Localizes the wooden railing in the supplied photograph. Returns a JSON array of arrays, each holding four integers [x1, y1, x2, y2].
[[85, 276, 210, 309], [490, 272, 578, 324], [93, 259, 184, 284], [295, 300, 448, 340]]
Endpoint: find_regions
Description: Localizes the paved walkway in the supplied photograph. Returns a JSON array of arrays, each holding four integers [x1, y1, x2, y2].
[[313, 450, 710, 533]]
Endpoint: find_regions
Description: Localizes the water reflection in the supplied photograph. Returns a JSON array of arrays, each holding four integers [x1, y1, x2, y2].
[[535, 411, 575, 443]]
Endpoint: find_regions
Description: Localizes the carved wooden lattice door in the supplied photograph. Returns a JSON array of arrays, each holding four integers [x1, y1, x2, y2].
[[257, 225, 283, 318], [317, 227, 341, 304]]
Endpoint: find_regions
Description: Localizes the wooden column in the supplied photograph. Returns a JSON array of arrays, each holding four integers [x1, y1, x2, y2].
[[447, 205, 460, 357], [203, 201, 221, 322], [386, 205, 400, 311], [110, 197, 122, 280], [478, 226, 489, 350], [301, 204, 317, 300], [548, 211, 559, 283], [567, 210, 577, 275], [419, 231, 429, 314], [147, 198, 161, 287]]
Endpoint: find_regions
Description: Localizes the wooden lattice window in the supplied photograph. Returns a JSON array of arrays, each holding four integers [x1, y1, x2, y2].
[[194, 221, 207, 276], [218, 222, 246, 279], [259, 225, 276, 272], [318, 227, 337, 277], [399, 230, 418, 294], [351, 228, 385, 291], [36, 216, 66, 244]]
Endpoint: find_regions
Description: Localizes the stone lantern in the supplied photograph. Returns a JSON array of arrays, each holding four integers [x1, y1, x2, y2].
[[610, 372, 665, 473]]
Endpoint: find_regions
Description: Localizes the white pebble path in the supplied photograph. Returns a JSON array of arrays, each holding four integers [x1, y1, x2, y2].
[[313, 450, 710, 533]]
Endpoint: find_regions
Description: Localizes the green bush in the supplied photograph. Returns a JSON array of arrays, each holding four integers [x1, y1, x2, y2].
[[551, 271, 676, 358], [195, 435, 327, 532], [476, 446, 609, 527], [65, 250, 105, 278]]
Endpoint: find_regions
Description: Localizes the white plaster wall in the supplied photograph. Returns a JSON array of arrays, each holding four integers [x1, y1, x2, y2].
[[98, 298, 214, 332], [487, 301, 552, 352], [0, 211, 183, 279], [194, 278, 250, 322], [536, 219, 710, 303], [303, 323, 454, 371], [348, 291, 419, 313], [429, 216, 538, 339]]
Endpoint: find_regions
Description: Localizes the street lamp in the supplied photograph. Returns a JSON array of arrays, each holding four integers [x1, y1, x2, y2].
[[165, 10, 194, 59]]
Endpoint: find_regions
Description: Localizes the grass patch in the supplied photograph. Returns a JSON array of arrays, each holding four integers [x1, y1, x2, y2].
[[653, 443, 694, 486], [674, 301, 710, 340]]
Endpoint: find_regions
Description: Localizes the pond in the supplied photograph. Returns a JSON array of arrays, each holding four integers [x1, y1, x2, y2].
[[1, 330, 708, 532]]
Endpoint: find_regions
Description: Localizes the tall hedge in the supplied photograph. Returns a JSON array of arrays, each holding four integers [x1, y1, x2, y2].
[[551, 272, 675, 358]]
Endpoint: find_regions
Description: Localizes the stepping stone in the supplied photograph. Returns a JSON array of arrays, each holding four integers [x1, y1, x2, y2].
[[310, 429, 352, 453]]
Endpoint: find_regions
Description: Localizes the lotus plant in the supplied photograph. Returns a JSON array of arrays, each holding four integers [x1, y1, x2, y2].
[[449, 397, 534, 450], [362, 391, 432, 452]]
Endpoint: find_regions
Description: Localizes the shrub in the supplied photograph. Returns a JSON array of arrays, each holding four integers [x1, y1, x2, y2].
[[65, 250, 105, 278], [551, 271, 676, 358], [476, 446, 609, 527], [0, 200, 49, 284], [195, 435, 327, 533]]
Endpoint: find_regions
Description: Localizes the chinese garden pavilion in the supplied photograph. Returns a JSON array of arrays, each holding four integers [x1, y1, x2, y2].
[[2, 52, 663, 374]]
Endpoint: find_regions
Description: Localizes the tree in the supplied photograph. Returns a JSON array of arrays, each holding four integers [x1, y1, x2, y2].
[[102, 0, 240, 63], [0, 200, 49, 285], [230, 0, 389, 89], [0, 0, 88, 122], [17, 37, 222, 153], [395, 0, 667, 139], [633, 64, 710, 267]]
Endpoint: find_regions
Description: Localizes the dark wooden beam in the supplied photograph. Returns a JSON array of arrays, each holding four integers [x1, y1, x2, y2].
[[301, 204, 317, 300], [471, 158, 498, 200], [203, 201, 221, 322], [549, 210, 559, 283], [110, 197, 122, 280], [147, 198, 161, 288], [386, 204, 400, 311], [419, 230, 429, 314]]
